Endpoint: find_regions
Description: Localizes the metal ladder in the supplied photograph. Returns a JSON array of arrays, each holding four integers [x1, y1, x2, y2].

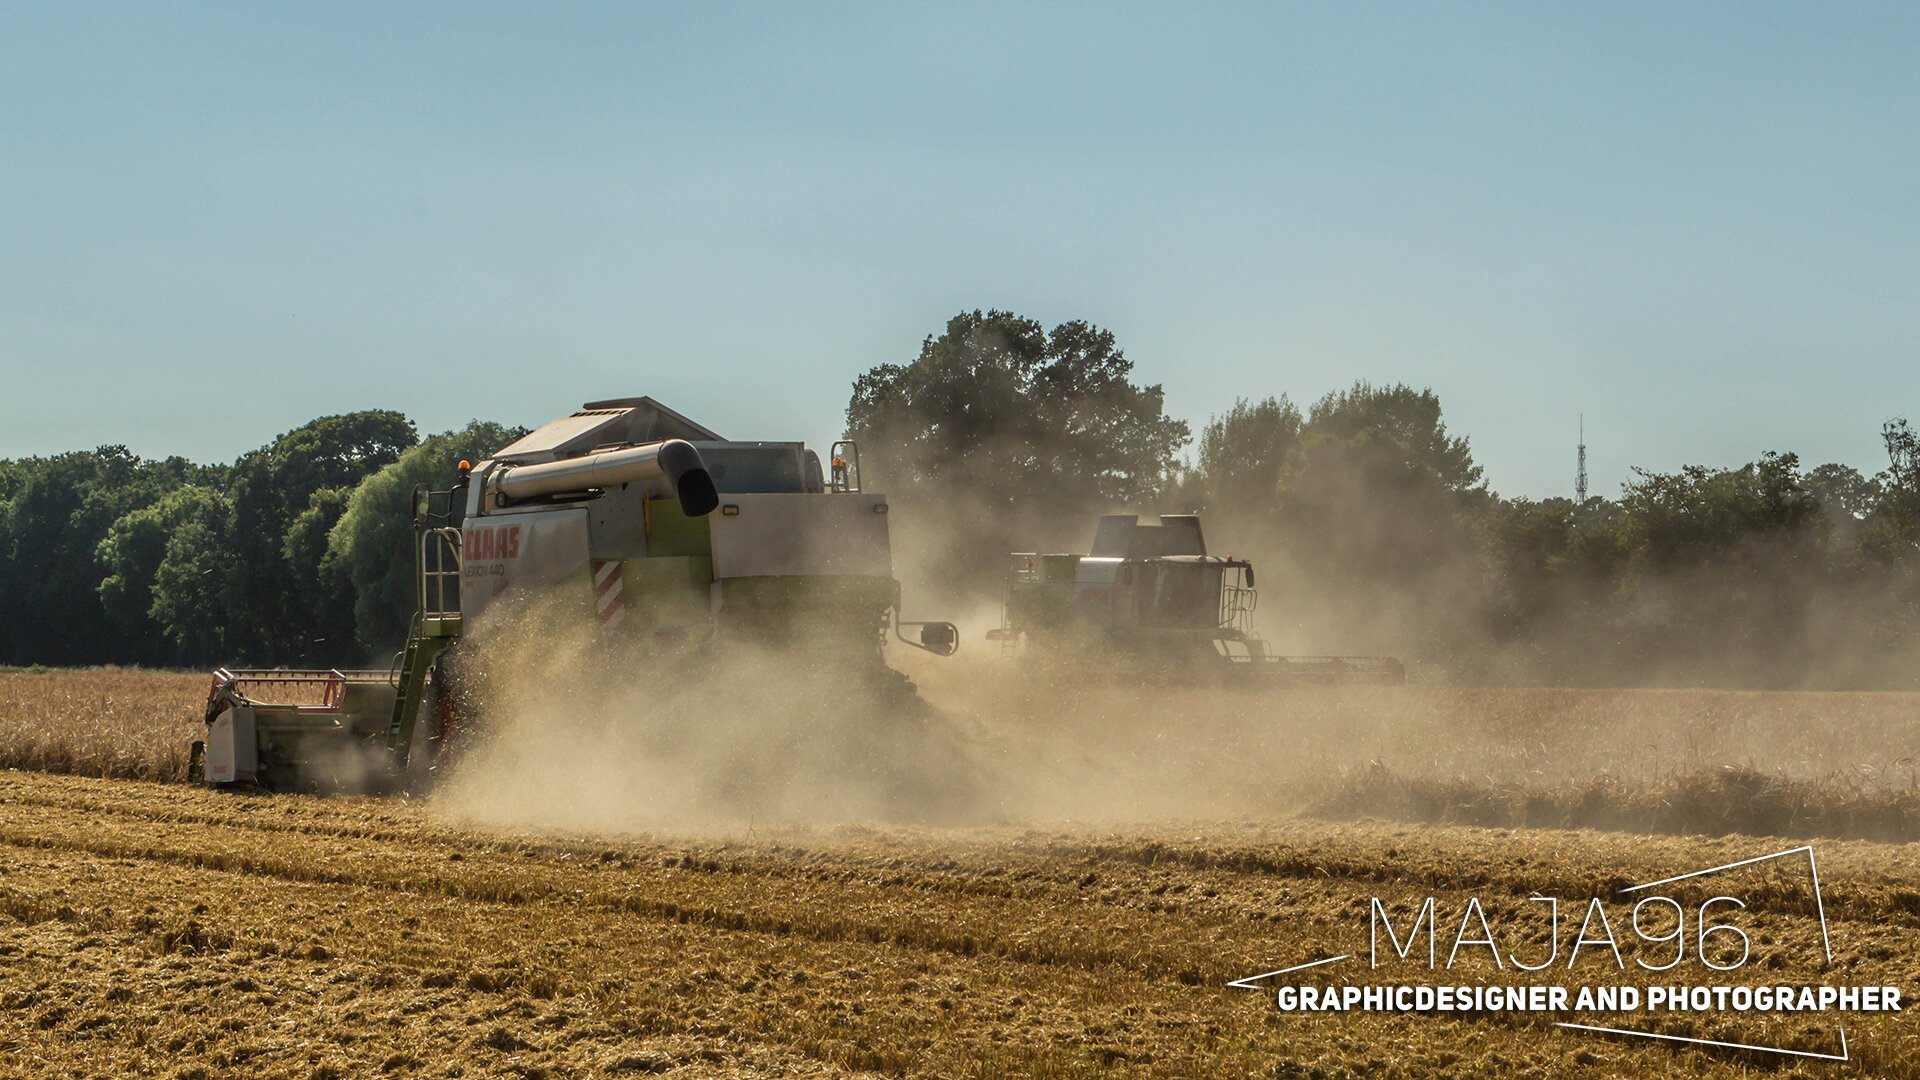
[[996, 554, 1039, 659], [385, 494, 464, 765]]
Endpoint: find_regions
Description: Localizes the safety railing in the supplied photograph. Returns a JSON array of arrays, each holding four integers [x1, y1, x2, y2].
[[829, 440, 862, 493], [1221, 583, 1257, 632], [417, 526, 463, 634]]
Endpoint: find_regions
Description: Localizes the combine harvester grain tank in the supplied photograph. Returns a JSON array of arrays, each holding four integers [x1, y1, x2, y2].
[[195, 396, 960, 791]]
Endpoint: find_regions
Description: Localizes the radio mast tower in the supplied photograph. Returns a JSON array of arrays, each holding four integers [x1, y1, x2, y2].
[[1575, 415, 1588, 504]]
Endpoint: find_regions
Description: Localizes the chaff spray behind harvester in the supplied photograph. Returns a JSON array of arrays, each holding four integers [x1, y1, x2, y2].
[[194, 397, 960, 792], [988, 514, 1405, 684]]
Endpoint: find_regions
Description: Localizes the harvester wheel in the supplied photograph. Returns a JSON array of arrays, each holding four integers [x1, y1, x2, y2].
[[406, 649, 474, 791]]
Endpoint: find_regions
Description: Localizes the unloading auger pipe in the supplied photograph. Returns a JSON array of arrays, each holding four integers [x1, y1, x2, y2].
[[490, 439, 719, 516]]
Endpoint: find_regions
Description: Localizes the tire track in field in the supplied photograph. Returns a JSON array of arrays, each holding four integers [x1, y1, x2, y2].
[[0, 808, 1825, 1008], [0, 864, 906, 1077], [0, 814, 1254, 987], [0, 794, 1880, 1015], [0, 830, 1291, 1077], [6, 773, 1909, 1076], [7, 773, 1911, 940], [0, 831, 1805, 1080]]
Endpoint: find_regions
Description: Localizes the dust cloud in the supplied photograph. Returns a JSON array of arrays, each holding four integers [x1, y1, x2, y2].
[[1173, 490, 1920, 693], [432, 589, 1920, 840], [432, 591, 988, 832], [429, 477, 1920, 840]]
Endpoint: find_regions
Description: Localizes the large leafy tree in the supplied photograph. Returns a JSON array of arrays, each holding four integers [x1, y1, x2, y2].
[[1864, 419, 1920, 554], [146, 488, 239, 663], [219, 411, 417, 663], [1290, 383, 1485, 497], [1279, 383, 1488, 566], [845, 310, 1189, 510], [1803, 462, 1878, 543], [323, 421, 525, 656], [1857, 419, 1920, 657], [1607, 452, 1845, 685], [1174, 395, 1302, 516], [284, 485, 359, 656], [1619, 451, 1825, 571], [1263, 383, 1492, 661], [0, 448, 212, 665], [96, 485, 230, 663]]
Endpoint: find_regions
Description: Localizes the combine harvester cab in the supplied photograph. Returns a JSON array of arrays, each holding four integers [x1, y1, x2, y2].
[[988, 514, 1404, 685], [195, 395, 959, 792], [457, 397, 958, 668]]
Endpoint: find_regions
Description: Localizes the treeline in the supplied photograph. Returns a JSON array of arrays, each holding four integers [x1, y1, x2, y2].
[[1170, 396, 1920, 688], [0, 416, 522, 668], [849, 311, 1920, 689], [3, 308, 1916, 687]]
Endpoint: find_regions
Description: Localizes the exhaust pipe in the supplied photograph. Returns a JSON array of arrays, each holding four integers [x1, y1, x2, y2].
[[491, 439, 719, 516]]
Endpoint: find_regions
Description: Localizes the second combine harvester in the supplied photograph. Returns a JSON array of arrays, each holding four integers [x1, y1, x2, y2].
[[989, 513, 1404, 683], [197, 396, 959, 790]]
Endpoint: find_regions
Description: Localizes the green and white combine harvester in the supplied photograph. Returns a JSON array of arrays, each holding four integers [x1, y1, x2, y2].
[[988, 514, 1405, 684], [194, 397, 960, 791]]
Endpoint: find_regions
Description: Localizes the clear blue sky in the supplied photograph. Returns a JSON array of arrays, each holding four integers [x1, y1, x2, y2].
[[3, 2, 1915, 498]]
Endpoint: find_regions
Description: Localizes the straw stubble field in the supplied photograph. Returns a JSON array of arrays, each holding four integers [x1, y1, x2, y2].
[[1, 669, 1917, 1077]]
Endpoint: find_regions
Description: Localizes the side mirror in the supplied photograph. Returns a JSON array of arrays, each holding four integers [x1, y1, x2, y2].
[[895, 616, 959, 656], [1244, 566, 1256, 588]]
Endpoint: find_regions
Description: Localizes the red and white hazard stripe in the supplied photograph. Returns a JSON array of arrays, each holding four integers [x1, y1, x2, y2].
[[593, 559, 625, 632]]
